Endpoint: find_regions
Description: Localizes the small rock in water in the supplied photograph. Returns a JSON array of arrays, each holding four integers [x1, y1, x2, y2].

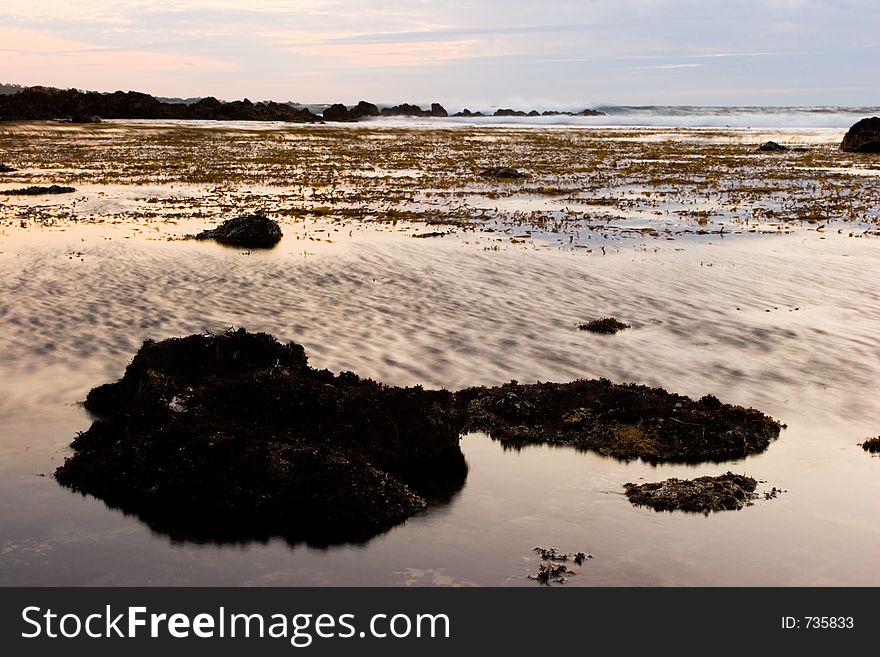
[[193, 214, 283, 249], [624, 472, 760, 514], [859, 436, 880, 453], [757, 141, 787, 152], [4, 185, 75, 196], [578, 317, 630, 334], [479, 167, 526, 179]]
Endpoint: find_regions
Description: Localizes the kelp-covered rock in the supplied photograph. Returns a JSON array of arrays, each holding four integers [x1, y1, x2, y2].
[[578, 317, 629, 334], [56, 330, 784, 542], [56, 329, 466, 545], [860, 436, 880, 454], [3, 184, 75, 195], [479, 167, 526, 179], [457, 380, 781, 462], [624, 472, 758, 513], [193, 214, 282, 249]]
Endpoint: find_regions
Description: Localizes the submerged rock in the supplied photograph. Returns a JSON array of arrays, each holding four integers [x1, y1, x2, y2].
[[56, 329, 466, 545], [624, 472, 758, 513], [757, 141, 787, 152], [479, 167, 526, 179], [457, 380, 782, 462], [579, 317, 629, 334], [3, 184, 75, 195], [0, 163, 16, 173], [840, 117, 880, 153], [193, 214, 282, 249]]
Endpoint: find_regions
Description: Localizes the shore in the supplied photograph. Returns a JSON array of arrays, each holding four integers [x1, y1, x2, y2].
[[0, 121, 878, 585]]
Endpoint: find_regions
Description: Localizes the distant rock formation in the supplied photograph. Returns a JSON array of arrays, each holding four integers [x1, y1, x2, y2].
[[380, 102, 448, 117], [452, 109, 485, 117], [840, 117, 880, 153], [494, 107, 605, 117], [322, 101, 380, 122], [0, 87, 321, 123]]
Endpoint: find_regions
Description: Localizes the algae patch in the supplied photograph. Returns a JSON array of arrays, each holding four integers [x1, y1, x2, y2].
[[624, 472, 759, 513]]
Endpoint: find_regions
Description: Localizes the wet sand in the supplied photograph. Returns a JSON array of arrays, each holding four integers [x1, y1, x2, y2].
[[1, 121, 878, 585]]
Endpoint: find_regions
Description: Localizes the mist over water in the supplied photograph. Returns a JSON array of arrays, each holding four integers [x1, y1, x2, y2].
[[420, 106, 879, 128]]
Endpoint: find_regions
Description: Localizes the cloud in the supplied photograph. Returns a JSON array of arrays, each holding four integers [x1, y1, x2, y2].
[[629, 64, 705, 70]]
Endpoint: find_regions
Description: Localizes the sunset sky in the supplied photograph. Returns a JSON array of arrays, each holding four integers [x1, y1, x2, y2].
[[0, 0, 877, 107]]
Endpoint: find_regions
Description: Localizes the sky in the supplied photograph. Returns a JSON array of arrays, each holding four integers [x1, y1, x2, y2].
[[0, 0, 877, 107]]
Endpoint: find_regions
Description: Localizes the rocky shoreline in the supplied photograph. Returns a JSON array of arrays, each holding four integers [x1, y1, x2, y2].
[[0, 85, 605, 124]]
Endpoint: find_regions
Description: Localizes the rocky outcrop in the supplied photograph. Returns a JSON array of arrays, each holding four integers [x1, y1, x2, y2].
[[192, 214, 283, 249], [322, 101, 381, 122], [380, 102, 447, 117], [452, 109, 485, 117], [3, 184, 75, 195], [0, 163, 16, 173], [55, 330, 466, 544], [0, 87, 321, 123], [54, 328, 783, 543], [757, 141, 787, 152], [457, 381, 782, 462], [840, 117, 880, 153], [495, 108, 606, 117], [321, 103, 351, 122], [624, 472, 759, 513], [479, 167, 526, 179]]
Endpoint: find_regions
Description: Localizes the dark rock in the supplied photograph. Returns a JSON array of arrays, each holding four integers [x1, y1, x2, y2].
[[859, 436, 880, 453], [479, 167, 526, 179], [840, 117, 880, 153], [578, 317, 629, 334], [576, 108, 605, 117], [430, 103, 448, 117], [456, 379, 782, 462], [624, 472, 759, 513], [0, 86, 321, 123], [193, 214, 283, 249], [349, 100, 380, 120], [493, 108, 527, 117], [3, 184, 75, 195], [452, 109, 484, 117], [527, 110, 540, 117], [411, 231, 448, 238], [380, 103, 431, 117], [757, 141, 787, 152], [70, 115, 102, 124], [322, 103, 351, 122], [54, 328, 785, 544], [55, 329, 467, 545], [0, 163, 15, 173]]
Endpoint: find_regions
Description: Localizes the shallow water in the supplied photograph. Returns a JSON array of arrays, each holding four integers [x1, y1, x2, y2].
[[1, 215, 878, 585]]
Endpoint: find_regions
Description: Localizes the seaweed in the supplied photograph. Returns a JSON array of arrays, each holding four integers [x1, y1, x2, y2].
[[624, 472, 759, 513]]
